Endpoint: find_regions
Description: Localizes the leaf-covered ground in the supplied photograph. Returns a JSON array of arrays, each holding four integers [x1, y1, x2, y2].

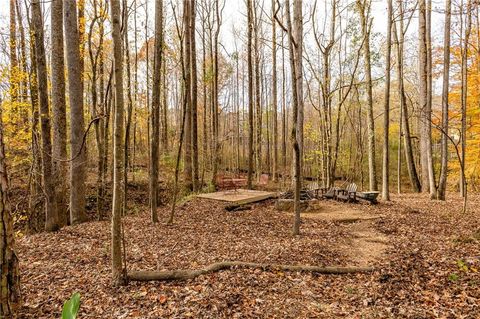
[[17, 192, 480, 318]]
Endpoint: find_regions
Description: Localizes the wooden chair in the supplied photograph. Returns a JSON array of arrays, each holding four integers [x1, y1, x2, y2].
[[259, 174, 269, 186], [320, 181, 348, 200], [336, 183, 358, 202], [357, 191, 380, 204], [306, 181, 321, 198]]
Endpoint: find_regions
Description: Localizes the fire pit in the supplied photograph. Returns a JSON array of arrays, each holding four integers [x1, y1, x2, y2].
[[275, 189, 316, 211]]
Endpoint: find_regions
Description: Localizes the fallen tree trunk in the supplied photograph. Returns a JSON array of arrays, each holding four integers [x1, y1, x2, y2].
[[225, 204, 252, 212], [127, 261, 374, 282]]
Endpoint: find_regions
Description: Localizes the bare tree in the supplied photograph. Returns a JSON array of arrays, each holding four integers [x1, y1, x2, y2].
[[393, 0, 421, 192], [0, 98, 20, 318], [111, 0, 126, 286], [190, 0, 199, 191], [64, 0, 87, 224], [150, 0, 164, 222], [32, 0, 59, 231], [51, 0, 68, 226], [276, 0, 303, 235], [247, 0, 254, 189], [26, 6, 44, 232], [183, 0, 193, 190], [382, 0, 393, 201], [437, 0, 451, 200], [253, 2, 262, 180], [9, 0, 19, 104], [356, 0, 378, 191], [460, 0, 472, 197], [418, 0, 435, 197], [271, 0, 278, 181]]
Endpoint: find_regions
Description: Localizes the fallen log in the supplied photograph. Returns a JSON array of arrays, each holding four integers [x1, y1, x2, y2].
[[127, 261, 374, 282], [225, 204, 252, 212]]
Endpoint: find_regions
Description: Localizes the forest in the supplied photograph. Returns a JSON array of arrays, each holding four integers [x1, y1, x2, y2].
[[0, 0, 480, 317]]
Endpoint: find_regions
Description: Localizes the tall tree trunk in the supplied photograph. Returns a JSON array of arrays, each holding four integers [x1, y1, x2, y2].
[[272, 0, 278, 182], [284, 0, 302, 235], [123, 0, 135, 214], [51, 0, 68, 226], [201, 19, 208, 185], [15, 0, 28, 104], [9, 0, 19, 104], [32, 0, 59, 232], [190, 0, 199, 191], [393, 4, 421, 192], [162, 53, 169, 152], [183, 0, 193, 191], [111, 0, 126, 287], [211, 0, 222, 186], [382, 0, 393, 201], [293, 0, 304, 182], [150, 0, 163, 223], [253, 4, 262, 180], [78, 0, 86, 83], [460, 0, 472, 197], [357, 0, 378, 191], [64, 0, 87, 224], [426, 0, 436, 198], [26, 13, 44, 232], [437, 0, 451, 200], [0, 100, 20, 318], [281, 29, 287, 172], [89, 0, 107, 219], [418, 0, 435, 196], [247, 0, 254, 189]]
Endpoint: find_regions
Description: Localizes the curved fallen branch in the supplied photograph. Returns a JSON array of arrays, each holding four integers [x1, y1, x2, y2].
[[127, 261, 374, 281]]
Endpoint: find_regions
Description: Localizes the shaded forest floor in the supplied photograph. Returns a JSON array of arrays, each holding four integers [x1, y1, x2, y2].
[[16, 187, 480, 318]]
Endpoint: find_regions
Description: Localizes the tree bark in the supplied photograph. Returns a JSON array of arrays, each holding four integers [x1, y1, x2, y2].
[[460, 0, 472, 198], [64, 0, 87, 224], [293, 0, 304, 182], [183, 0, 193, 191], [111, 0, 126, 286], [15, 0, 28, 104], [425, 0, 436, 198], [247, 0, 254, 189], [150, 0, 163, 223], [128, 261, 373, 282], [253, 4, 262, 180], [51, 0, 68, 226], [418, 0, 435, 196], [437, 0, 451, 200], [32, 0, 59, 231], [9, 0, 19, 104], [123, 0, 135, 214], [190, 0, 199, 191], [281, 0, 302, 235], [26, 12, 44, 232], [0, 99, 21, 319], [357, 0, 378, 191], [271, 1, 278, 182], [382, 0, 393, 201], [393, 1, 421, 192]]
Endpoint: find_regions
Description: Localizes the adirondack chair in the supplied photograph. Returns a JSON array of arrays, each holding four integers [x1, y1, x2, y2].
[[320, 181, 348, 200], [336, 183, 358, 202], [357, 191, 380, 204], [306, 181, 321, 198]]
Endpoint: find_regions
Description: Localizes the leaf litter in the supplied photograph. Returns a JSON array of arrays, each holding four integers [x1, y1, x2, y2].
[[17, 191, 480, 318]]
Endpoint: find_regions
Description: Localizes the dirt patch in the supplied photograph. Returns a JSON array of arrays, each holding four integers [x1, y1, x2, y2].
[[301, 201, 383, 223], [297, 201, 390, 266], [346, 221, 390, 266]]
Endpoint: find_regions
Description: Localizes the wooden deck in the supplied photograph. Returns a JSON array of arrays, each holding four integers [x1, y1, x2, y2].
[[197, 189, 277, 205]]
